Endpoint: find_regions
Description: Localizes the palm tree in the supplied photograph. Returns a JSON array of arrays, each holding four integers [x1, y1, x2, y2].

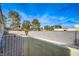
[[32, 19, 40, 31], [22, 20, 30, 35], [8, 11, 20, 30]]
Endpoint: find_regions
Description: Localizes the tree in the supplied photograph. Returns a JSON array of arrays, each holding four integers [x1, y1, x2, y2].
[[22, 20, 30, 35], [32, 19, 40, 31], [53, 25, 62, 29], [50, 26, 54, 31], [8, 11, 20, 30], [40, 27, 43, 31], [44, 25, 50, 31]]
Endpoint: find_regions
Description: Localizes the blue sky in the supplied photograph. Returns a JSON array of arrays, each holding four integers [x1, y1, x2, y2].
[[1, 3, 79, 28]]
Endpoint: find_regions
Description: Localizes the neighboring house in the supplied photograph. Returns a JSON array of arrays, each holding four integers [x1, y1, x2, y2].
[[66, 28, 79, 31], [54, 28, 65, 31], [54, 28, 79, 31], [0, 5, 4, 48]]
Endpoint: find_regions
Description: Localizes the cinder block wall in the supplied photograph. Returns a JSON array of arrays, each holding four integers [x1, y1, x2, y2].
[[25, 37, 79, 56], [28, 31, 76, 45], [26, 31, 79, 56]]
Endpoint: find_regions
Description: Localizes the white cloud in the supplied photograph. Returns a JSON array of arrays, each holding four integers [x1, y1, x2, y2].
[[38, 14, 69, 26]]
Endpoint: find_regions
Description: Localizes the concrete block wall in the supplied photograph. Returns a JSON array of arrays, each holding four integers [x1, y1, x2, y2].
[[28, 31, 76, 45], [25, 37, 79, 56]]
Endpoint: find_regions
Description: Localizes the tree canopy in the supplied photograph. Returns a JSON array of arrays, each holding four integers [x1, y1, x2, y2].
[[53, 25, 62, 29], [22, 20, 31, 35], [44, 25, 50, 31], [8, 11, 20, 30], [2, 10, 63, 32], [32, 19, 40, 31]]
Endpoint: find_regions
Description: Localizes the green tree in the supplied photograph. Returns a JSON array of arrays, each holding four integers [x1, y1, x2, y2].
[[50, 26, 54, 31], [22, 20, 30, 35], [44, 25, 50, 31], [32, 19, 40, 31], [53, 25, 62, 29], [8, 11, 20, 30], [40, 27, 43, 31]]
